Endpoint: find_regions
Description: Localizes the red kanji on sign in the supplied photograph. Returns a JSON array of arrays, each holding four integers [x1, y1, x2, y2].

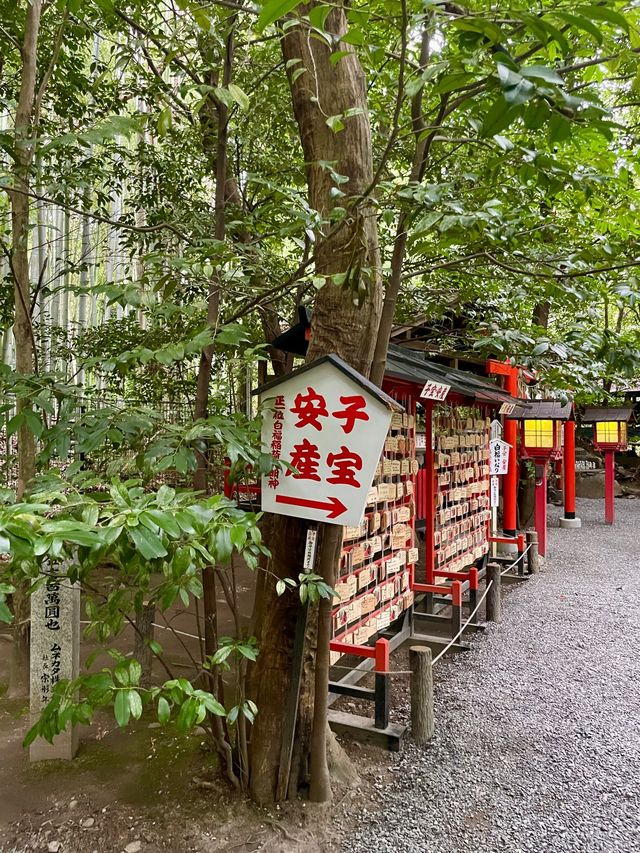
[[326, 446, 362, 487], [332, 394, 369, 434], [287, 438, 321, 481], [290, 387, 328, 430]]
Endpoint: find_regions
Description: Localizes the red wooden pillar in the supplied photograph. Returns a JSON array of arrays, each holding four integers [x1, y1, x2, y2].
[[604, 449, 615, 525], [535, 462, 548, 557], [424, 403, 435, 585], [503, 368, 518, 537], [560, 420, 581, 529], [563, 421, 576, 518]]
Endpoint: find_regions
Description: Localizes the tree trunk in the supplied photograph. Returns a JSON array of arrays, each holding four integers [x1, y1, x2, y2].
[[249, 3, 383, 804], [193, 21, 235, 493], [7, 0, 43, 698], [532, 300, 550, 329]]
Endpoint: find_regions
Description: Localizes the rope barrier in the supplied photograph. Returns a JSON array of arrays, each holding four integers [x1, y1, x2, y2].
[[332, 580, 495, 676], [431, 579, 493, 666], [500, 542, 533, 576]]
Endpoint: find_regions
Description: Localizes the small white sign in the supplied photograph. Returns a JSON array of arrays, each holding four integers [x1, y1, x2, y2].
[[499, 402, 516, 415], [419, 380, 450, 402], [260, 358, 395, 526], [303, 527, 318, 571], [490, 419, 503, 441], [490, 439, 511, 475], [415, 433, 426, 450], [490, 476, 500, 508], [576, 459, 598, 471]]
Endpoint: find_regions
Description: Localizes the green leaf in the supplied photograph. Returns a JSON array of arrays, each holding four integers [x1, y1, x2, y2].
[[23, 409, 43, 438], [114, 661, 131, 686], [548, 112, 572, 144], [481, 100, 521, 138], [308, 4, 330, 29], [128, 690, 143, 720], [326, 115, 345, 133], [256, 0, 303, 32], [157, 106, 173, 136], [0, 602, 13, 624], [532, 342, 550, 355], [114, 689, 130, 727], [329, 50, 351, 67], [537, 17, 571, 54], [6, 412, 24, 438], [241, 701, 256, 723], [553, 11, 603, 45], [521, 65, 564, 86], [276, 579, 286, 596], [129, 526, 168, 560], [524, 100, 551, 130], [143, 510, 181, 538], [577, 5, 629, 33], [228, 83, 250, 111], [128, 659, 142, 686], [158, 696, 171, 724]]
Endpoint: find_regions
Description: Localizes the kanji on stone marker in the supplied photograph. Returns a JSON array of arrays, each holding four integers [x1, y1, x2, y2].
[[332, 394, 369, 433], [326, 446, 362, 487], [287, 438, 321, 481], [290, 387, 328, 430]]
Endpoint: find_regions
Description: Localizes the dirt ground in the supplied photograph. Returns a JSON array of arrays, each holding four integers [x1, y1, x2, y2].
[[0, 680, 339, 853], [0, 556, 343, 853]]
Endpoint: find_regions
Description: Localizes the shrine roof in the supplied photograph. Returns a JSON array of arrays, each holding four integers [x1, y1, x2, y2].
[[385, 345, 520, 405], [581, 406, 634, 423], [506, 400, 574, 421]]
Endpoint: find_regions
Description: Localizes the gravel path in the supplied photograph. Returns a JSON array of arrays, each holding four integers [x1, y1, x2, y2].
[[342, 499, 640, 853]]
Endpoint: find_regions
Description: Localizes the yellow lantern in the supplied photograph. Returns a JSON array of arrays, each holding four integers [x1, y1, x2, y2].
[[584, 408, 632, 451]]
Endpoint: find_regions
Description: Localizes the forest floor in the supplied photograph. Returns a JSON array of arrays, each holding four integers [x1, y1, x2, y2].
[[1, 497, 638, 852]]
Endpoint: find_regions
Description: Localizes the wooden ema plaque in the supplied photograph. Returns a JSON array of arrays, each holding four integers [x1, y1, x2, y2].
[[433, 406, 491, 575], [330, 402, 418, 665]]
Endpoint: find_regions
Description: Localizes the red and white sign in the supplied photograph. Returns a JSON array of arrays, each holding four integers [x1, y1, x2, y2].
[[420, 380, 450, 402], [499, 402, 516, 415], [490, 439, 511, 475], [260, 357, 396, 526]]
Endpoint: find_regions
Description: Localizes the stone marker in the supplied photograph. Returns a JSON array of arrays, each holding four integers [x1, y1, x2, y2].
[[30, 563, 80, 761]]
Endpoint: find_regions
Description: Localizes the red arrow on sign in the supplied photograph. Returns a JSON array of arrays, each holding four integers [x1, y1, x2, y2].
[[275, 494, 348, 519]]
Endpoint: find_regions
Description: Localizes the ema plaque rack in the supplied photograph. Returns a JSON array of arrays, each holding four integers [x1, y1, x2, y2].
[[330, 402, 419, 663], [432, 405, 491, 577]]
